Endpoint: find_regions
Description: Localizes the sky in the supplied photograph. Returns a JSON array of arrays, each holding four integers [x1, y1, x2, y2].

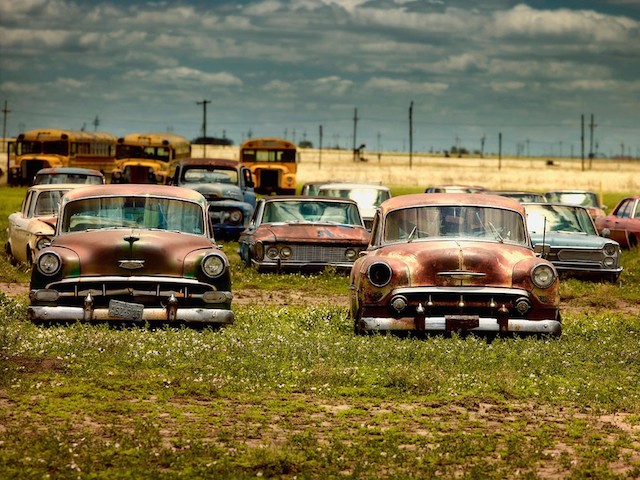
[[1, 0, 639, 157]]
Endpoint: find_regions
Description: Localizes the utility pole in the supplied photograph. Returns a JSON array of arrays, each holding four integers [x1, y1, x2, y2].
[[408, 101, 414, 169], [498, 132, 502, 171], [352, 107, 358, 162], [2, 100, 10, 181], [93, 115, 100, 131], [581, 114, 585, 172], [589, 114, 597, 169], [318, 125, 323, 168], [197, 99, 211, 157]]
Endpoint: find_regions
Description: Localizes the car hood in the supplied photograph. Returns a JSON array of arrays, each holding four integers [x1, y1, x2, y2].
[[368, 239, 535, 287], [185, 183, 243, 202], [258, 223, 370, 244], [52, 229, 215, 277], [529, 232, 609, 248]]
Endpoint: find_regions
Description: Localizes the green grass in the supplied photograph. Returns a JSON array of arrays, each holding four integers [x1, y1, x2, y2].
[[1, 185, 640, 478]]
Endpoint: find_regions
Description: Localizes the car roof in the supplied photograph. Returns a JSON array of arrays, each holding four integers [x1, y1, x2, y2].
[[28, 183, 88, 192], [261, 195, 360, 205], [174, 158, 239, 168], [61, 184, 207, 203], [380, 193, 525, 214], [35, 167, 103, 175], [318, 183, 390, 191]]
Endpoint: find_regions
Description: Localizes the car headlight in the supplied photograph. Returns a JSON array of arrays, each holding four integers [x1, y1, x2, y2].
[[266, 246, 279, 259], [229, 210, 243, 224], [603, 257, 615, 267], [603, 243, 618, 257], [367, 261, 393, 287], [35, 236, 52, 251], [345, 248, 357, 261], [280, 246, 292, 259], [202, 253, 227, 278], [37, 252, 61, 276], [531, 264, 556, 289]]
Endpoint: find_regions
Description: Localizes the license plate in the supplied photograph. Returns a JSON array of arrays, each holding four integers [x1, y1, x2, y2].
[[109, 299, 144, 321], [445, 315, 480, 331]]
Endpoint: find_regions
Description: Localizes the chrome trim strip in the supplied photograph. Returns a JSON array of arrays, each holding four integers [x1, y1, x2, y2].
[[29, 306, 234, 324], [361, 316, 561, 334]]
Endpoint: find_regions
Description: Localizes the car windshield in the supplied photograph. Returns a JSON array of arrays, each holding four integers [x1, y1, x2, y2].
[[319, 187, 390, 208], [182, 167, 238, 185], [545, 192, 599, 208], [32, 190, 68, 217], [262, 200, 362, 225], [383, 205, 527, 244], [526, 204, 597, 235], [61, 196, 205, 234]]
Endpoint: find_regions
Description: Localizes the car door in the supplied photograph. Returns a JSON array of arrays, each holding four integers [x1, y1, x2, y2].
[[602, 199, 633, 247], [9, 190, 35, 263]]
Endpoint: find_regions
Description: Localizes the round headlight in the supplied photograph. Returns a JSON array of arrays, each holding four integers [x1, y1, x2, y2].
[[345, 248, 357, 261], [229, 210, 243, 224], [202, 253, 226, 278], [603, 257, 615, 267], [36, 236, 52, 251], [603, 243, 618, 257], [280, 246, 292, 259], [266, 246, 279, 259], [531, 264, 556, 289], [367, 261, 393, 288], [37, 252, 61, 276]]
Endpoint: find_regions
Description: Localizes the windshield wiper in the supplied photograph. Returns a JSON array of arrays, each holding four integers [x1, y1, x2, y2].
[[487, 222, 504, 243], [407, 225, 418, 242]]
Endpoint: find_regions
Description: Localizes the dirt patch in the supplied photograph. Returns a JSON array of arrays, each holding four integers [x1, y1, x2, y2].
[[1, 282, 28, 297]]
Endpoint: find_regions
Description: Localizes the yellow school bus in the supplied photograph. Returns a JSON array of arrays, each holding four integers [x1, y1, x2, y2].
[[239, 137, 297, 195], [9, 129, 117, 185], [111, 132, 191, 184]]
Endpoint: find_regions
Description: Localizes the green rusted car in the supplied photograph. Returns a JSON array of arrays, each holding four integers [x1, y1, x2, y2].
[[28, 184, 234, 327]]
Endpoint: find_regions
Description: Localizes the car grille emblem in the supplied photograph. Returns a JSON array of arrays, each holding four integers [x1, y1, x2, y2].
[[119, 259, 145, 270]]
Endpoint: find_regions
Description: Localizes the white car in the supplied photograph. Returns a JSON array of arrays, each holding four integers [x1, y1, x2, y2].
[[5, 184, 82, 264], [317, 182, 391, 230]]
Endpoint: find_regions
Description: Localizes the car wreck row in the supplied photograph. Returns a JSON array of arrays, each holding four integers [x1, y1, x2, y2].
[[7, 177, 637, 338]]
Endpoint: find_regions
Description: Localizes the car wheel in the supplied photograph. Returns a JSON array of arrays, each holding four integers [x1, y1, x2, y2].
[[629, 234, 638, 249], [5, 242, 17, 266]]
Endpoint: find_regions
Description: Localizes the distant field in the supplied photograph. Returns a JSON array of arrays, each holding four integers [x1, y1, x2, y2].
[[191, 145, 640, 193]]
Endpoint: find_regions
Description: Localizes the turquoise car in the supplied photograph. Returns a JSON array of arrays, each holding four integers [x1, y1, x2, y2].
[[524, 203, 623, 283]]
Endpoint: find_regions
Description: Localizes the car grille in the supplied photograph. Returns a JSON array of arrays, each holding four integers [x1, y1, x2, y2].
[[286, 244, 353, 263], [45, 276, 218, 308], [555, 249, 601, 262], [388, 287, 532, 319]]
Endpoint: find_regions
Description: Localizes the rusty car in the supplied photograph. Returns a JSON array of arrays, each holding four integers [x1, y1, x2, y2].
[[317, 182, 391, 230], [595, 195, 640, 249], [32, 167, 105, 185], [28, 184, 234, 327], [524, 203, 622, 282], [350, 193, 561, 336], [238, 196, 370, 272], [6, 183, 84, 264], [168, 158, 256, 240]]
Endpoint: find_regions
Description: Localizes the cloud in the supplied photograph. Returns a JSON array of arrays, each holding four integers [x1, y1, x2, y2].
[[490, 4, 638, 43], [123, 67, 243, 87], [364, 77, 448, 94]]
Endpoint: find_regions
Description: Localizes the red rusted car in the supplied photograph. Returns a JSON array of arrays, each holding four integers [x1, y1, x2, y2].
[[595, 195, 640, 249], [350, 193, 562, 336], [238, 196, 370, 272], [28, 184, 234, 327]]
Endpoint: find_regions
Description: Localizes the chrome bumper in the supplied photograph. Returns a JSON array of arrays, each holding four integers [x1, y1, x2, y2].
[[361, 316, 561, 335], [28, 305, 234, 325]]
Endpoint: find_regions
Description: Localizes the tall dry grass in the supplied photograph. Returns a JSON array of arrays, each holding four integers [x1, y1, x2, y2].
[[192, 145, 639, 193]]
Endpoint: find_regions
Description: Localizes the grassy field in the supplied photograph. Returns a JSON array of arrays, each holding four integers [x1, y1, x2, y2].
[[1, 166, 639, 478]]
